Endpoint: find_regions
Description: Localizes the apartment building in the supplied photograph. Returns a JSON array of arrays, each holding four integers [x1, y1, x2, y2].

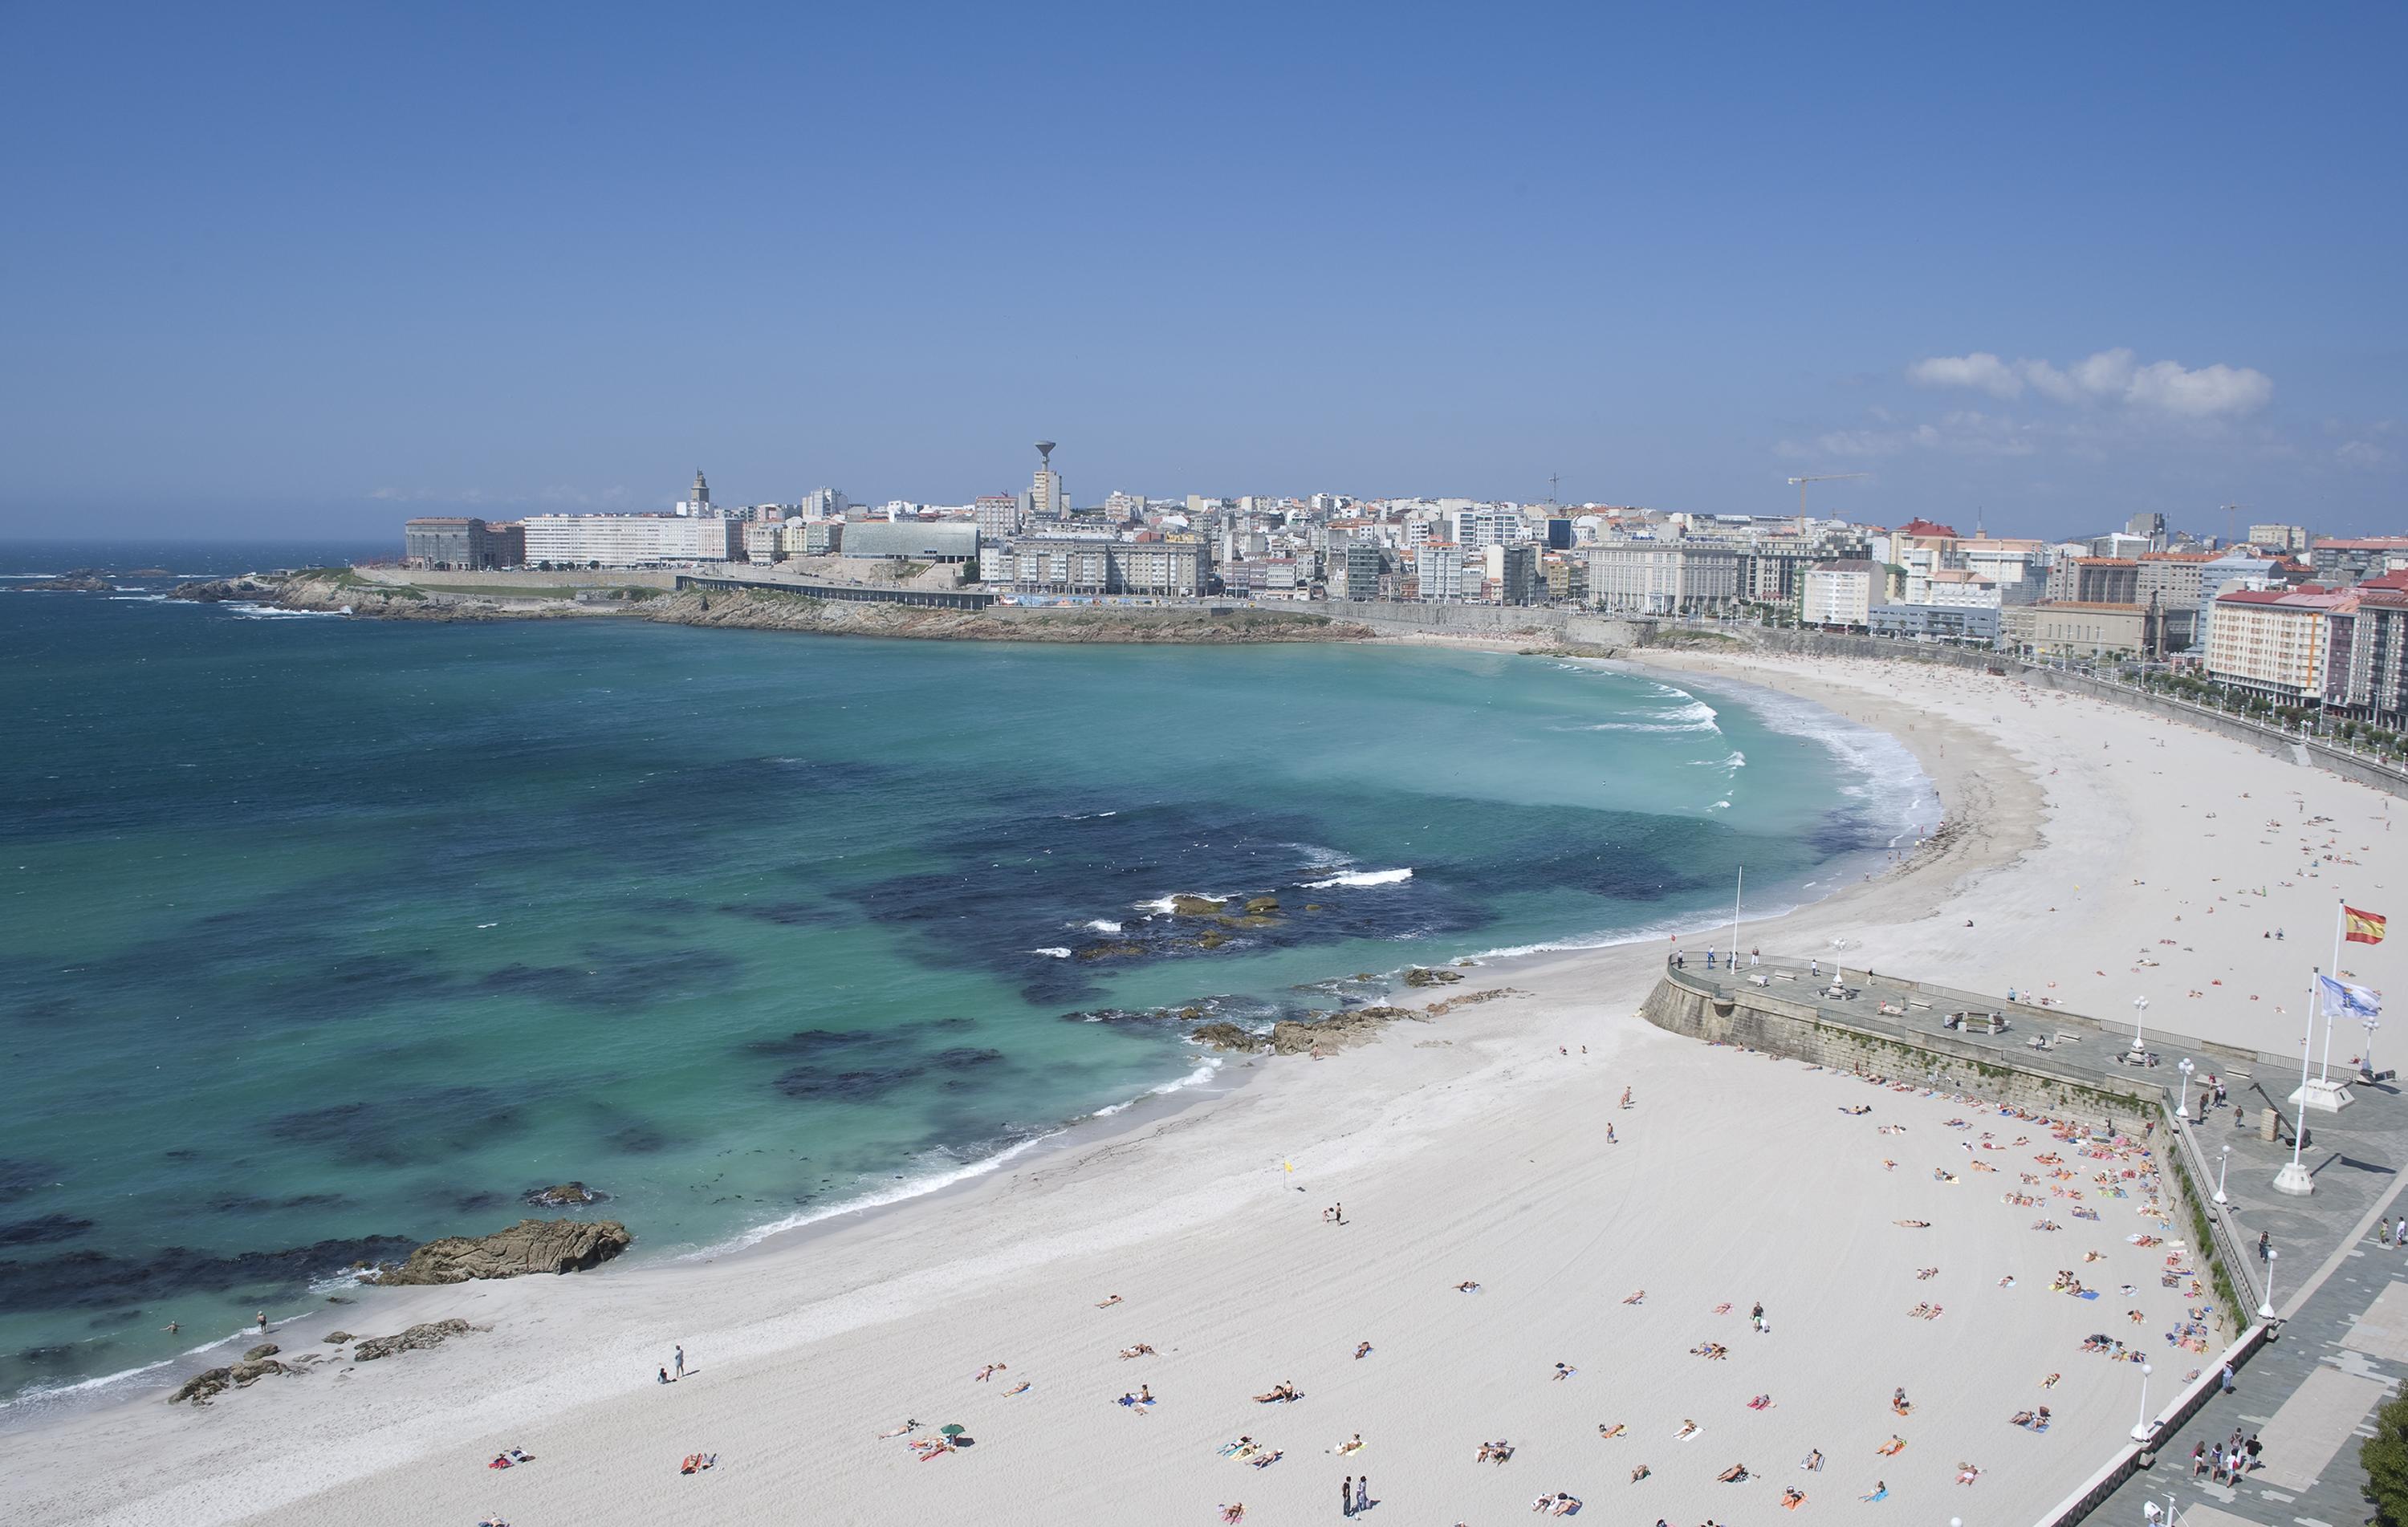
[[1800, 559, 1885, 627], [521, 514, 738, 568], [2203, 587, 2349, 702], [1585, 543, 1743, 614]]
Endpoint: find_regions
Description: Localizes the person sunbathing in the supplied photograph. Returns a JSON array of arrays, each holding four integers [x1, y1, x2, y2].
[[877, 1419, 923, 1439], [1247, 1448, 1283, 1469], [1622, 1290, 1645, 1304], [1955, 1463, 1981, 1484], [1717, 1463, 1751, 1482], [1333, 1434, 1364, 1456], [1630, 1464, 1652, 1481], [1781, 1488, 1807, 1509], [1552, 1363, 1576, 1380], [1801, 1448, 1824, 1470], [2040, 1373, 2060, 1388], [1894, 1219, 1930, 1228], [1861, 1481, 1889, 1501], [1354, 1341, 1373, 1359], [1551, 1494, 1582, 1516], [1251, 1382, 1299, 1403], [1598, 1423, 1626, 1439], [1217, 1436, 1255, 1456], [1892, 1387, 1912, 1413], [1119, 1344, 1156, 1358], [1747, 1395, 1774, 1410], [1455, 1281, 1482, 1293], [1877, 1436, 1906, 1456], [1675, 1419, 1700, 1440], [1218, 1505, 1244, 1524], [489, 1455, 515, 1469], [1096, 1293, 1123, 1308]]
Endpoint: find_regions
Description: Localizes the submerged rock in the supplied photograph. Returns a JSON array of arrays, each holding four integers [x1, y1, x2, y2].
[[351, 1317, 483, 1363], [1243, 895, 1280, 916], [1401, 967, 1464, 988], [370, 1218, 630, 1285], [520, 1181, 608, 1208]]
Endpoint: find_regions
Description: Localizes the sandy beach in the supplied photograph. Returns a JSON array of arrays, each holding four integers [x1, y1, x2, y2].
[[6, 648, 2395, 1527]]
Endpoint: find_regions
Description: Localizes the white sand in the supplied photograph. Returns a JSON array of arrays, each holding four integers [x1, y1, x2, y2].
[[6, 652, 2395, 1527]]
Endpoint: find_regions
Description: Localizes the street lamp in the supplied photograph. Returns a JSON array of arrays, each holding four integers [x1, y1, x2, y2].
[[2259, 1249, 2278, 1322], [2365, 1016, 2383, 1081], [2177, 1058, 2195, 1120], [2130, 1360, 2155, 1444], [2215, 1144, 2231, 1205], [2131, 996, 2150, 1056]]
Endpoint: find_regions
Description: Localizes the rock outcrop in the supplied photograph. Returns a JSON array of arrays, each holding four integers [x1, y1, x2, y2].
[[521, 1181, 608, 1208], [371, 1218, 630, 1285], [242, 1342, 279, 1361], [351, 1317, 484, 1362], [1269, 1006, 1426, 1054], [1401, 966, 1465, 988]]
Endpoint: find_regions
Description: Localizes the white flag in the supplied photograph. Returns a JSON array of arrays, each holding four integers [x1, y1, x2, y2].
[[2318, 974, 2382, 1020]]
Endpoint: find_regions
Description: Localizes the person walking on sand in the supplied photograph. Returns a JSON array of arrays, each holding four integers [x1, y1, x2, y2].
[[1606, 1123, 1617, 1144], [1751, 1302, 1765, 1333], [674, 1344, 685, 1379]]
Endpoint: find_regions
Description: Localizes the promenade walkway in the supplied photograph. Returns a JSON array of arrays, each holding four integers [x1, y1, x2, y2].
[[1667, 951, 2406, 1526]]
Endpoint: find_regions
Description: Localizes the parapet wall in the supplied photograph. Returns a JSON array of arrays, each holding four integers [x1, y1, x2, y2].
[[1640, 973, 2159, 1127]]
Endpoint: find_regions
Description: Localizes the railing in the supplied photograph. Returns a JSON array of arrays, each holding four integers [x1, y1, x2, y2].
[[2029, 1323, 2272, 1527]]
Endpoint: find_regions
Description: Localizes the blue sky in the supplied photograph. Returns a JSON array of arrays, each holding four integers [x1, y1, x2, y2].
[[3, 3, 2402, 540]]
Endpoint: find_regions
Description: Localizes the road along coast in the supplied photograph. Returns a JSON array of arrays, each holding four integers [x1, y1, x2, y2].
[[7, 647, 2397, 1527]]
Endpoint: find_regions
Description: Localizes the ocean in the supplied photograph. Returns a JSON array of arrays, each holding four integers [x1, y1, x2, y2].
[[0, 541, 1935, 1412]]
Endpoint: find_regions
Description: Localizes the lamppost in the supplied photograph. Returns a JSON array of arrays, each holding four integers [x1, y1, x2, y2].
[[2259, 1249, 2278, 1322], [2131, 995, 2150, 1056], [2214, 1144, 2231, 1206], [2130, 1360, 2155, 1444], [2177, 1058, 2195, 1121], [2366, 1016, 2383, 1081]]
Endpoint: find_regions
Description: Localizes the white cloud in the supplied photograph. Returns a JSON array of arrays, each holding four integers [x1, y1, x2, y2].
[[2337, 439, 2396, 470], [1910, 347, 2271, 418], [1906, 352, 2022, 399]]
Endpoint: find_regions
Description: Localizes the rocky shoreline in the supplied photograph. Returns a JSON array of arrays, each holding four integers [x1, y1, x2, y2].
[[155, 570, 1379, 644]]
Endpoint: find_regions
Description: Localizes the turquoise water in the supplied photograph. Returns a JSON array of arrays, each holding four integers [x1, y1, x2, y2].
[[0, 543, 1934, 1408]]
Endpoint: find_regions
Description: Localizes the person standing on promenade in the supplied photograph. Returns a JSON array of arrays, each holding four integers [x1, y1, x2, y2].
[[2258, 1231, 2271, 1264]]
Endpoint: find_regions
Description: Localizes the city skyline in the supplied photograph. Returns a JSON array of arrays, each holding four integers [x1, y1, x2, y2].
[[3, 5, 2402, 541]]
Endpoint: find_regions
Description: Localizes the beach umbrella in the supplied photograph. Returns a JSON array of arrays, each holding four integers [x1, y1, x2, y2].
[[940, 1424, 966, 1437]]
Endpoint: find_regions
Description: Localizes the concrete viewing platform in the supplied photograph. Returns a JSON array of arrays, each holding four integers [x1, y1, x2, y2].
[[1651, 952, 2408, 1527]]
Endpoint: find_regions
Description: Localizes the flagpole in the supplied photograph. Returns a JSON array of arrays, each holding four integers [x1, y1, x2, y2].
[[1731, 866, 1743, 968], [2274, 968, 2318, 1196], [2325, 900, 2345, 1083]]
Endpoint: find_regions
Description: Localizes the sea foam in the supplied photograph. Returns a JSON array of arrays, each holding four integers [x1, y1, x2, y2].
[[1300, 867, 1414, 889]]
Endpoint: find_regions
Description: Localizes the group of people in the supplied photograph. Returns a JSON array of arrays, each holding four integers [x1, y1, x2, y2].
[[2190, 1430, 2262, 1482]]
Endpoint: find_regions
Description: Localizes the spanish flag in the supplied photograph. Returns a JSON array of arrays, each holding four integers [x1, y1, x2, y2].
[[2345, 905, 2388, 945]]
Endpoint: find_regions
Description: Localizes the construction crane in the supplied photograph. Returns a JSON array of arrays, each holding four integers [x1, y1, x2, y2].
[[1786, 473, 1870, 524], [1546, 473, 1561, 506]]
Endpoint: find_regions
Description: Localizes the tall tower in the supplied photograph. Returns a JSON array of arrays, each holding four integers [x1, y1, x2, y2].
[[1032, 441, 1064, 520], [691, 469, 711, 512]]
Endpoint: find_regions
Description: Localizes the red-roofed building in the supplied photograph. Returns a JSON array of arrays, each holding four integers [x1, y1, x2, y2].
[[2205, 587, 2353, 703], [2311, 537, 2408, 586]]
